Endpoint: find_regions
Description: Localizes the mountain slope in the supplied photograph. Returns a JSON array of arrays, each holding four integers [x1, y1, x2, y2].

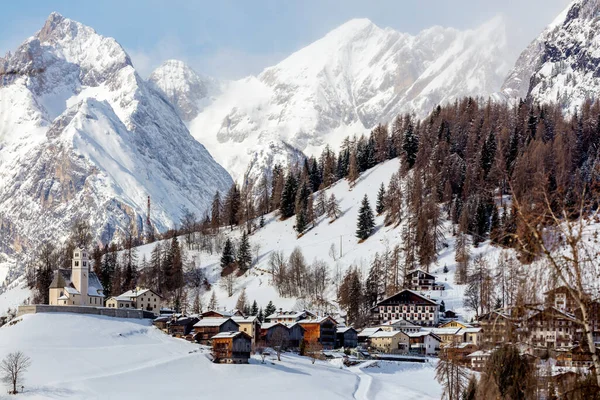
[[148, 59, 219, 121], [151, 17, 510, 182], [501, 0, 600, 112], [0, 13, 232, 249]]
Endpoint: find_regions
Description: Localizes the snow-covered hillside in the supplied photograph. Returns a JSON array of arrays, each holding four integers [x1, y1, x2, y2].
[[152, 17, 510, 182], [128, 159, 503, 321], [0, 313, 441, 399], [0, 13, 232, 253], [500, 0, 600, 112]]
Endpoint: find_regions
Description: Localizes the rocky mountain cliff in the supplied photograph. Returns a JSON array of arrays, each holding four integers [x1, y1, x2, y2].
[[0, 13, 232, 251], [501, 0, 600, 113], [150, 17, 511, 183]]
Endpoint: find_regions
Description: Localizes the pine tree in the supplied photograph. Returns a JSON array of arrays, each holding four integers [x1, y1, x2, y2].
[[327, 193, 341, 221], [376, 183, 386, 214], [236, 288, 248, 312], [257, 307, 264, 322], [315, 190, 327, 217], [280, 172, 298, 219], [211, 191, 222, 232], [356, 195, 375, 241], [264, 301, 277, 318], [208, 290, 218, 310], [347, 149, 359, 187], [220, 238, 235, 270], [295, 208, 307, 234], [236, 232, 252, 272], [250, 300, 259, 316], [402, 120, 419, 169]]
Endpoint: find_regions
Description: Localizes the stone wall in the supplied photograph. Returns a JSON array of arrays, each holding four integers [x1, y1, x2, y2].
[[17, 305, 155, 319]]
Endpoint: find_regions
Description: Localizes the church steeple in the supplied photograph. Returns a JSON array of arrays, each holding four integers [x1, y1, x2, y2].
[[71, 248, 89, 306]]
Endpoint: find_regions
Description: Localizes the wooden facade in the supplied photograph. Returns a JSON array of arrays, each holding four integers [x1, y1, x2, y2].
[[336, 327, 358, 348], [167, 317, 199, 337], [212, 331, 252, 364], [193, 318, 240, 344], [299, 317, 337, 349]]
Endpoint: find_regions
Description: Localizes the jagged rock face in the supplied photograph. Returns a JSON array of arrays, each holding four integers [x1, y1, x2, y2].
[[0, 13, 233, 251], [151, 17, 510, 182], [148, 59, 219, 121], [501, 0, 600, 112]]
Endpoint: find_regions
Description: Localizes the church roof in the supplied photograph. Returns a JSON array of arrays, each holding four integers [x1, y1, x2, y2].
[[49, 269, 70, 289], [49, 268, 105, 297]]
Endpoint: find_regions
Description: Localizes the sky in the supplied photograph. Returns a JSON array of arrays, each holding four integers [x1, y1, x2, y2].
[[0, 0, 572, 80]]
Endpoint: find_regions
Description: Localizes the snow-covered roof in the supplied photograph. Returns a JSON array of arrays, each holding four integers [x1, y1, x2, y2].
[[406, 331, 433, 338], [261, 322, 287, 330], [212, 331, 247, 339], [118, 288, 152, 298], [370, 330, 406, 339], [358, 327, 382, 337], [65, 286, 80, 295], [231, 315, 258, 323], [467, 350, 492, 358], [337, 327, 357, 334], [193, 318, 236, 328], [297, 316, 337, 325], [266, 309, 316, 320], [429, 328, 462, 336]]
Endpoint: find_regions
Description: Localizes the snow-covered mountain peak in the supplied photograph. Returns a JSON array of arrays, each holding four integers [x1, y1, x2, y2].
[[500, 0, 600, 111], [34, 12, 131, 86], [148, 59, 219, 121], [0, 14, 232, 255], [178, 17, 511, 183]]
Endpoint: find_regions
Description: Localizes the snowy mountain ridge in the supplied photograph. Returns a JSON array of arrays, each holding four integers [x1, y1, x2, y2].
[[0, 13, 232, 253], [500, 0, 600, 112], [151, 17, 511, 183]]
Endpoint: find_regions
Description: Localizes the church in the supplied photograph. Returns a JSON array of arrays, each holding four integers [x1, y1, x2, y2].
[[49, 248, 105, 306]]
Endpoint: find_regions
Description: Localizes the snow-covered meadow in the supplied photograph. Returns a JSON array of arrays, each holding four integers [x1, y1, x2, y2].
[[0, 313, 440, 399]]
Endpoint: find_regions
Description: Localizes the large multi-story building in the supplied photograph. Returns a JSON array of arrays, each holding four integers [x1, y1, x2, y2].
[[371, 289, 439, 327]]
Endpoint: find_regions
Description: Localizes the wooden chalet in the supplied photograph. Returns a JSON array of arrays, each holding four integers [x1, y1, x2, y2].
[[153, 316, 170, 331], [260, 322, 290, 347], [405, 269, 444, 291], [212, 331, 252, 364], [192, 318, 239, 344], [200, 309, 244, 319], [286, 322, 305, 348], [265, 309, 317, 324], [298, 316, 337, 349], [371, 289, 439, 327], [231, 315, 261, 345], [556, 344, 600, 368], [336, 327, 358, 348], [167, 316, 199, 338]]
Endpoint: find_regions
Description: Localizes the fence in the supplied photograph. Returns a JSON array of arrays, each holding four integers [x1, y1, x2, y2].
[[17, 305, 155, 319]]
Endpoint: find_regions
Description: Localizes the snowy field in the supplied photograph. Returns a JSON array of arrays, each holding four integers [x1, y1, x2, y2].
[[0, 313, 440, 399]]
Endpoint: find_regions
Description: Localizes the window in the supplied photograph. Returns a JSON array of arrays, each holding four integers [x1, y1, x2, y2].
[[120, 304, 123, 308], [74, 261, 79, 267], [75, 253, 79, 257], [82, 261, 87, 267]]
